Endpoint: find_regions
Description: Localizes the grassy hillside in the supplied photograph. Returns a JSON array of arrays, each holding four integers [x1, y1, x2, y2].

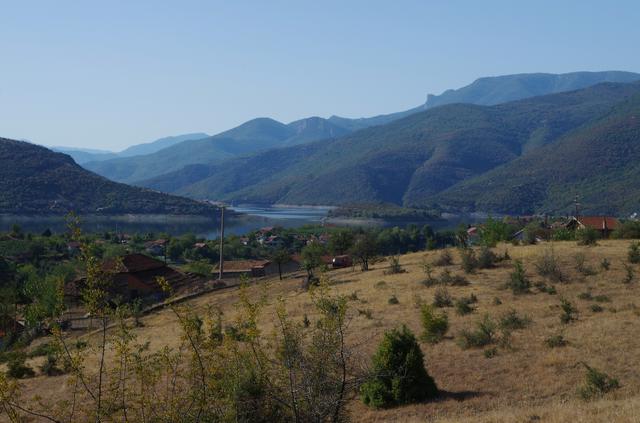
[[142, 82, 640, 210], [12, 240, 640, 422], [433, 92, 640, 215], [0, 138, 217, 215]]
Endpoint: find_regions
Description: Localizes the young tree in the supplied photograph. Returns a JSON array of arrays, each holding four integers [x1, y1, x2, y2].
[[328, 229, 354, 255], [301, 242, 326, 278], [350, 232, 378, 271], [271, 248, 291, 280]]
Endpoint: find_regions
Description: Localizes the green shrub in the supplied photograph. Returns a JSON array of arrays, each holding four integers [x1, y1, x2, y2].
[[578, 364, 619, 400], [590, 304, 604, 313], [576, 228, 599, 246], [600, 258, 611, 271], [560, 298, 577, 324], [433, 287, 452, 308], [506, 260, 530, 294], [386, 256, 406, 274], [421, 261, 437, 286], [388, 295, 399, 305], [577, 291, 593, 301], [459, 248, 477, 274], [477, 247, 498, 269], [7, 355, 35, 379], [552, 228, 575, 241], [629, 242, 640, 264], [360, 326, 438, 408], [439, 269, 469, 286], [499, 309, 530, 330], [535, 248, 564, 282], [492, 297, 502, 305], [420, 305, 449, 344], [545, 334, 568, 348], [455, 299, 474, 316], [457, 315, 496, 349], [433, 250, 453, 266], [40, 354, 64, 376]]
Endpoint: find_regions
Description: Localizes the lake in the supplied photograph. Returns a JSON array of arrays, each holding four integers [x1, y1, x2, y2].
[[0, 205, 482, 239]]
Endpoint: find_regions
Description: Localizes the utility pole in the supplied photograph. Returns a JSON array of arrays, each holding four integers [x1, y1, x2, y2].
[[574, 195, 581, 218], [218, 205, 225, 280]]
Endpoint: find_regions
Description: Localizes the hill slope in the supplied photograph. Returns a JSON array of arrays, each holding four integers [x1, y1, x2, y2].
[[141, 82, 640, 212], [431, 93, 640, 215], [0, 138, 216, 215]]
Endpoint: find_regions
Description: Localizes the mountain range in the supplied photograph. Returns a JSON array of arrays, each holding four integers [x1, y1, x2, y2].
[[6, 70, 640, 217], [83, 71, 640, 185], [0, 139, 216, 216], [140, 81, 640, 215], [53, 133, 210, 164]]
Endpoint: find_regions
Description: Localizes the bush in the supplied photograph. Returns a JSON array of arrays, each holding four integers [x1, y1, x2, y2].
[[576, 228, 599, 246], [506, 260, 530, 294], [545, 334, 568, 348], [457, 315, 496, 349], [535, 248, 564, 282], [439, 269, 469, 286], [477, 247, 498, 269], [433, 250, 453, 266], [420, 305, 449, 344], [360, 326, 438, 408], [560, 298, 577, 324], [455, 299, 474, 316], [590, 304, 604, 313], [40, 354, 64, 376], [574, 252, 596, 276], [600, 258, 611, 271], [578, 364, 619, 400], [499, 309, 531, 330], [629, 242, 640, 264], [385, 256, 406, 274], [421, 261, 437, 286], [483, 347, 498, 358], [433, 287, 452, 308], [7, 355, 35, 379], [593, 294, 611, 303], [552, 228, 575, 241], [388, 295, 399, 305], [459, 248, 477, 274]]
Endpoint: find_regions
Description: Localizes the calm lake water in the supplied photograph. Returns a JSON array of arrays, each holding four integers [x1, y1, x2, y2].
[[0, 205, 482, 239]]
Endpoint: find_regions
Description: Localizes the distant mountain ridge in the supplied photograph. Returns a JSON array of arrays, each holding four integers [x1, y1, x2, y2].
[[140, 81, 640, 215], [53, 133, 210, 164], [0, 138, 216, 216], [82, 71, 640, 187]]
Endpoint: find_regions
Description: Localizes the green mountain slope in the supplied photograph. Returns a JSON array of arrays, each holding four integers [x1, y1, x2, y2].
[[86, 71, 639, 185], [0, 138, 216, 215], [430, 94, 640, 215], [84, 117, 349, 183], [142, 82, 640, 211]]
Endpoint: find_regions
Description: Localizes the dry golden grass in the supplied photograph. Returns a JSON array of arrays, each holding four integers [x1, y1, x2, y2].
[[13, 240, 640, 422]]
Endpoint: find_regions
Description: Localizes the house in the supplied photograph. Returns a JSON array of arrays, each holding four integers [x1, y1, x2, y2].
[[565, 216, 620, 238], [215, 259, 274, 278], [65, 253, 195, 307], [144, 239, 166, 256]]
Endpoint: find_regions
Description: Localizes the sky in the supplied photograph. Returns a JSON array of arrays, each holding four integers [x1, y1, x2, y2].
[[2, 1, 640, 151]]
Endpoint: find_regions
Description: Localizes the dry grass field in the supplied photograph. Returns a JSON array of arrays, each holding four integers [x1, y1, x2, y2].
[[12, 240, 640, 422]]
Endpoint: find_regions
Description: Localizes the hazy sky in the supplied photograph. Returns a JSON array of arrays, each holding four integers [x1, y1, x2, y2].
[[2, 1, 640, 151]]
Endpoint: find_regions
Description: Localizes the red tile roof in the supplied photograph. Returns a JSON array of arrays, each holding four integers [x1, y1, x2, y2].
[[577, 216, 620, 230], [218, 260, 271, 272]]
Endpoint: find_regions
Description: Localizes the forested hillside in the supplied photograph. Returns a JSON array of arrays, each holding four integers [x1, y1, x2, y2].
[[141, 82, 640, 214], [0, 139, 216, 215]]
